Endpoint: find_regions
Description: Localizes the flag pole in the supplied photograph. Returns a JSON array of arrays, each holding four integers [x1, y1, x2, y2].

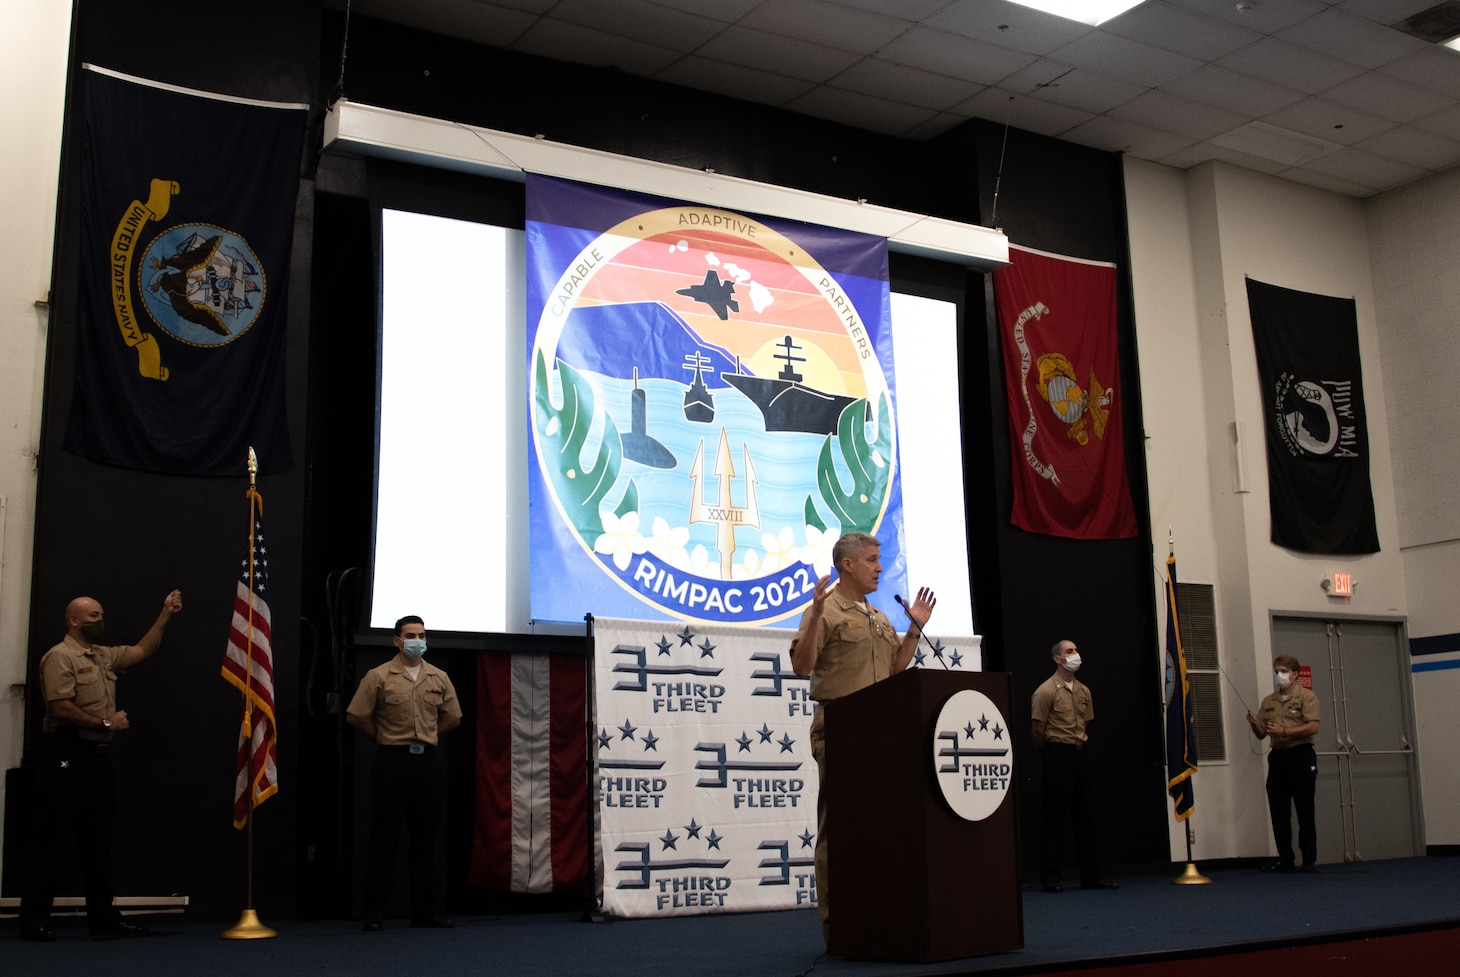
[[224, 447, 278, 939], [1167, 528, 1211, 886]]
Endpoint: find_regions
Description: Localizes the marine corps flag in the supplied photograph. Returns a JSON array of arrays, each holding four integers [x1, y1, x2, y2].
[[1246, 278, 1379, 554], [64, 66, 305, 475], [993, 245, 1136, 539]]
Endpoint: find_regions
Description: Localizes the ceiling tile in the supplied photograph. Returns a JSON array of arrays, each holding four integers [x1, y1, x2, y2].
[[875, 26, 1038, 84], [1110, 90, 1249, 141], [347, 0, 538, 47], [924, 0, 1094, 56], [1061, 115, 1197, 158], [1163, 64, 1309, 116], [647, 0, 763, 19], [656, 56, 817, 106], [1277, 165, 1379, 197], [1336, 0, 1443, 26], [1301, 144, 1429, 190], [1377, 45, 1460, 99], [784, 85, 939, 136], [697, 26, 861, 83], [739, 0, 915, 54], [1275, 7, 1428, 70], [1262, 96, 1398, 145], [1218, 36, 1369, 94], [1102, 1, 1265, 61], [1320, 71, 1455, 123], [835, 0, 949, 17], [902, 110, 971, 139], [546, 0, 724, 50], [1011, 63, 1146, 113], [828, 58, 986, 111], [1164, 0, 1326, 35], [1048, 29, 1203, 88], [513, 19, 683, 74], [1356, 124, 1460, 170], [1160, 141, 1292, 175], [953, 86, 1095, 137], [1409, 101, 1460, 140]]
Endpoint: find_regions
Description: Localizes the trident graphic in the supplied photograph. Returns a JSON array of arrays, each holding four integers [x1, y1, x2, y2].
[[688, 428, 761, 578]]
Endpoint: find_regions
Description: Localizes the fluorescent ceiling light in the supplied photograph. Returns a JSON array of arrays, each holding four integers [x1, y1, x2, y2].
[[1006, 0, 1146, 26], [1445, 36, 1460, 52]]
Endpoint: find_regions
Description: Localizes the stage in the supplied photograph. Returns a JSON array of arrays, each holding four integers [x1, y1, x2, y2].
[[9, 857, 1460, 976]]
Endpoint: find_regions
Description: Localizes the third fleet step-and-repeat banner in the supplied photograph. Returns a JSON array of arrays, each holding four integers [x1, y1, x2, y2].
[[594, 617, 981, 918]]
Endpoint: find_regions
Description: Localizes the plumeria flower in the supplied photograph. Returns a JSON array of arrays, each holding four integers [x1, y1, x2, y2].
[[688, 544, 718, 577], [801, 524, 836, 577], [594, 511, 648, 571], [648, 517, 691, 569], [732, 549, 763, 580], [760, 526, 800, 573]]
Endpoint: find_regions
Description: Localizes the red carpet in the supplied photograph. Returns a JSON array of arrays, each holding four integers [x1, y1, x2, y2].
[[1037, 925, 1460, 976]]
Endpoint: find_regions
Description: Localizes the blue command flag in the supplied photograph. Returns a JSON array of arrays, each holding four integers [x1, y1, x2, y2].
[[1165, 553, 1197, 820]]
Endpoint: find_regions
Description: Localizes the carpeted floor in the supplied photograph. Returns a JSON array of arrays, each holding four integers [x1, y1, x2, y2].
[[8, 857, 1460, 977]]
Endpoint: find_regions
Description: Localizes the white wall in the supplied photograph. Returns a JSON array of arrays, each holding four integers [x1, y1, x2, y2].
[[1125, 158, 1413, 861], [0, 0, 72, 877], [1367, 168, 1460, 846]]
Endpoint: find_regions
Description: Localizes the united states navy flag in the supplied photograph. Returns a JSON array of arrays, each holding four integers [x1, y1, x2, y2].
[[64, 66, 305, 474]]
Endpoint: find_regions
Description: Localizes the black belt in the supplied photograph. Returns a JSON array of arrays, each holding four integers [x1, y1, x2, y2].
[[378, 742, 435, 755], [1045, 741, 1084, 751]]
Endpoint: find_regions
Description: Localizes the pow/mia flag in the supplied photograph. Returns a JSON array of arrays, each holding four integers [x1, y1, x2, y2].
[[1247, 278, 1379, 554], [64, 66, 305, 474]]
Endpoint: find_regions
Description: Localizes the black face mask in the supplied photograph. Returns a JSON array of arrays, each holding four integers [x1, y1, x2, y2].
[[80, 621, 106, 643]]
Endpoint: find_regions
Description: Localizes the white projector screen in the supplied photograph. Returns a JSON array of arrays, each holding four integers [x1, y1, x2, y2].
[[371, 208, 973, 635]]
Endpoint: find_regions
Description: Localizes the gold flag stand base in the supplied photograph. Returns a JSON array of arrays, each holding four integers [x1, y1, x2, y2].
[[1172, 862, 1212, 885], [221, 908, 277, 940]]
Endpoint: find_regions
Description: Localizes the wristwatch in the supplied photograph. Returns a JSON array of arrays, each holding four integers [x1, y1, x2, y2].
[[100, 718, 112, 730]]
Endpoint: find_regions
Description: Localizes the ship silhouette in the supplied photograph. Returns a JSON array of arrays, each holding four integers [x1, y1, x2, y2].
[[720, 335, 861, 436], [682, 351, 716, 423]]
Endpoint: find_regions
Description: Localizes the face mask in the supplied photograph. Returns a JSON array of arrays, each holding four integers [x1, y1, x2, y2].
[[1062, 653, 1082, 672], [1274, 670, 1292, 691], [80, 621, 106, 643], [401, 638, 427, 660]]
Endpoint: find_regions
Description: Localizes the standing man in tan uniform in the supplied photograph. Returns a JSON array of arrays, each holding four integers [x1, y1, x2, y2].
[[1031, 639, 1118, 893], [19, 590, 184, 942], [347, 615, 461, 931], [790, 531, 936, 946], [1247, 655, 1321, 873]]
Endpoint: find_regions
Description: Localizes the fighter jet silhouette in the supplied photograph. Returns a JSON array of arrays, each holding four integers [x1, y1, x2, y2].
[[676, 270, 740, 320]]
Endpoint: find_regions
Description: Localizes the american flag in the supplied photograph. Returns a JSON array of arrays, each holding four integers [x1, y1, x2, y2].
[[221, 487, 278, 828]]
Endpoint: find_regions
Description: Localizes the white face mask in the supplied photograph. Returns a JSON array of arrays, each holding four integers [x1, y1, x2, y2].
[[1274, 669, 1292, 691], [1062, 653, 1082, 673]]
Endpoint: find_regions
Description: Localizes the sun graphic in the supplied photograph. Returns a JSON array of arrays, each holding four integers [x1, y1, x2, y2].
[[742, 335, 848, 394]]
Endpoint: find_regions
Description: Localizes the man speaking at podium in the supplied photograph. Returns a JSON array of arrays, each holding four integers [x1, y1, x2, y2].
[[790, 532, 935, 946]]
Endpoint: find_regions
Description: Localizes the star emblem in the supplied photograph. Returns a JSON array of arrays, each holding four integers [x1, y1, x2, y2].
[[642, 731, 659, 751], [705, 829, 723, 850], [914, 648, 926, 667], [698, 638, 717, 659], [736, 732, 753, 752], [677, 626, 696, 647], [992, 723, 1004, 740], [757, 723, 774, 743], [660, 829, 679, 851], [964, 721, 977, 740], [684, 819, 702, 839], [597, 727, 612, 750], [655, 636, 673, 657], [949, 649, 964, 668], [618, 719, 637, 741], [778, 733, 796, 753], [799, 828, 815, 849], [979, 714, 990, 731]]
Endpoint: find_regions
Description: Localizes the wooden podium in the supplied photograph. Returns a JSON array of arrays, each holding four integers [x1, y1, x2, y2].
[[822, 668, 1023, 961]]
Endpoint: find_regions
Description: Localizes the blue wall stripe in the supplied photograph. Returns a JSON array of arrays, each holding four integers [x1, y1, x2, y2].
[[1412, 658, 1460, 673]]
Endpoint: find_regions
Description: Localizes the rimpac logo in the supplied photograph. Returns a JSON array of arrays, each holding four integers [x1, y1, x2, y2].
[[932, 689, 1012, 822], [530, 202, 898, 626]]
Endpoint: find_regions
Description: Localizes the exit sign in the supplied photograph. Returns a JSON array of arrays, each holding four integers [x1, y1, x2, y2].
[[1330, 573, 1353, 597]]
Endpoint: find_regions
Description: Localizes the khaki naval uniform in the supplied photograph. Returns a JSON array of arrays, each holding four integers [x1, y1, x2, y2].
[[20, 637, 135, 932], [1031, 672, 1104, 886], [348, 657, 461, 922], [1256, 683, 1320, 867], [794, 594, 902, 936]]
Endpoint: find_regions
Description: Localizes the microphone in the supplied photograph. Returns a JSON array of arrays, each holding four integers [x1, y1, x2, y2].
[[895, 594, 946, 669]]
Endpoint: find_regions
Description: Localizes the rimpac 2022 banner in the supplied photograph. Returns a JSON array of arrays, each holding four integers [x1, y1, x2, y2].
[[527, 176, 906, 627]]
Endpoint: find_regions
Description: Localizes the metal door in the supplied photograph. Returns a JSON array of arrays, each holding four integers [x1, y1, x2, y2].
[[1270, 616, 1423, 863]]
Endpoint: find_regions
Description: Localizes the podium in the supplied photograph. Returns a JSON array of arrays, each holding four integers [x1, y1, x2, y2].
[[822, 668, 1023, 961]]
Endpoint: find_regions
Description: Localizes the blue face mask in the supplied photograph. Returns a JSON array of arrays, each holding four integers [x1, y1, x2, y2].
[[401, 638, 428, 660]]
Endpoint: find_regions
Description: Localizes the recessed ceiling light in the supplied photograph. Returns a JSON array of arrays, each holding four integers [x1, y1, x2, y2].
[[1005, 1, 1147, 27]]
